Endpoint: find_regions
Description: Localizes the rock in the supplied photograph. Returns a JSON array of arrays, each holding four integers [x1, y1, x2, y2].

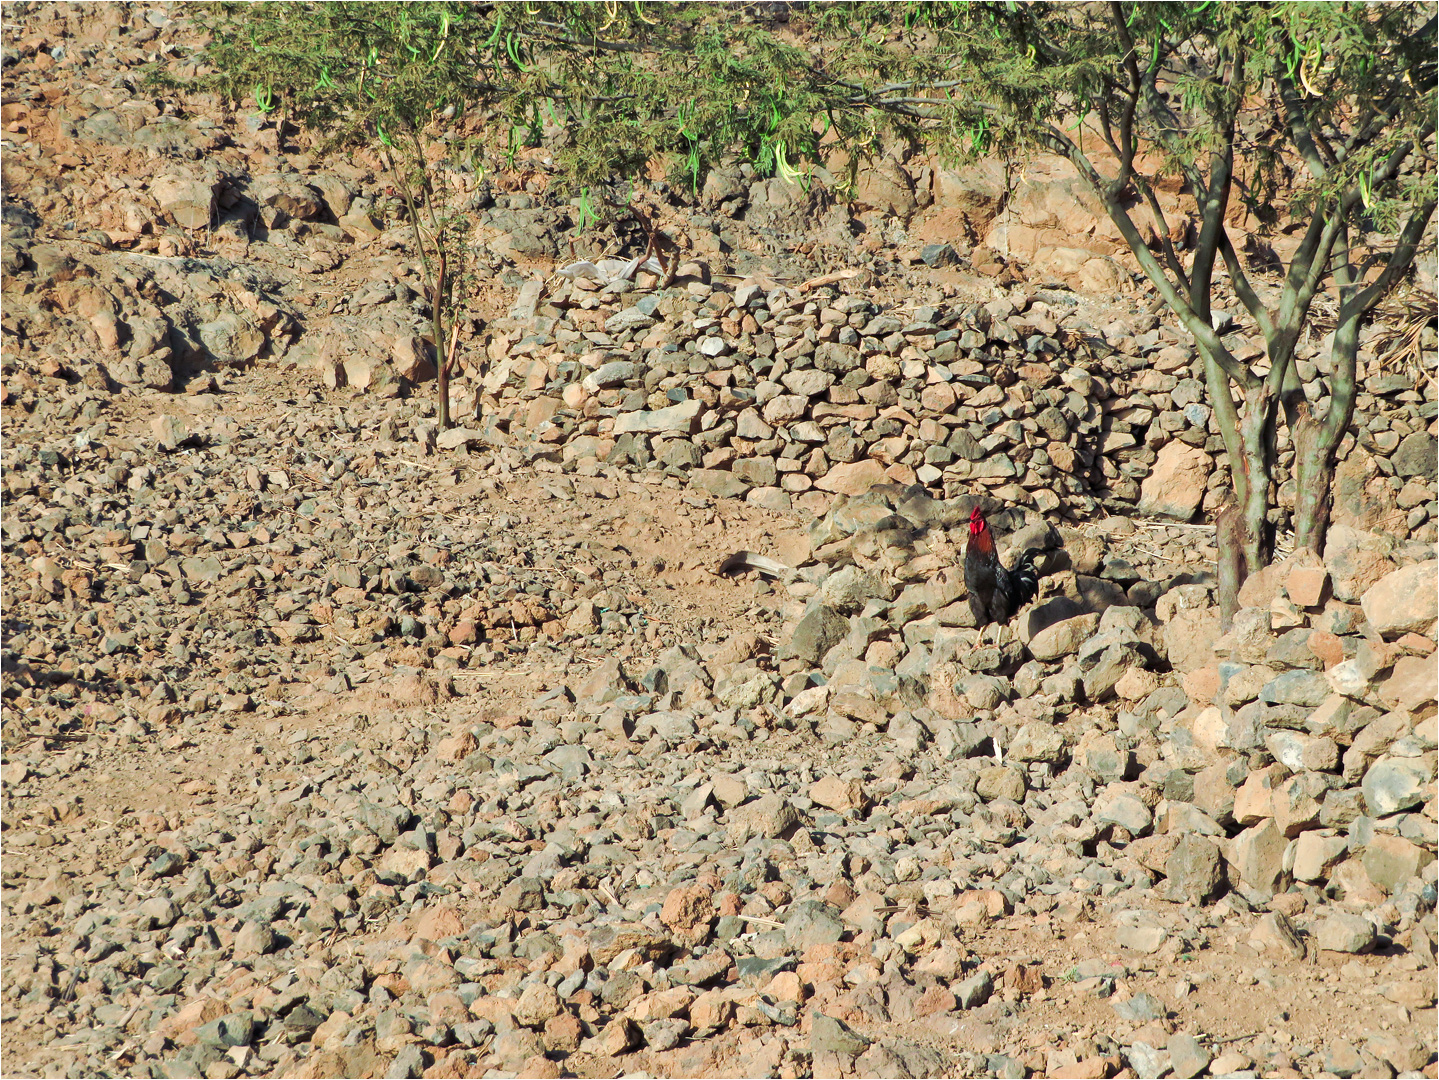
[[815, 459, 887, 495], [513, 982, 561, 1027], [811, 1013, 870, 1055], [1287, 564, 1331, 608], [1362, 757, 1429, 816], [1114, 666, 1159, 701], [386, 1044, 425, 1079], [1115, 925, 1168, 953], [1112, 991, 1166, 1022], [690, 468, 750, 499], [1360, 561, 1437, 637], [112, 351, 176, 390], [613, 398, 705, 435], [1392, 432, 1437, 478], [660, 884, 714, 944], [1362, 833, 1434, 893], [1249, 911, 1306, 959], [233, 921, 275, 957], [1314, 911, 1377, 953], [976, 766, 1026, 802], [1226, 819, 1287, 896], [193, 1012, 255, 1048], [1164, 835, 1223, 904], [955, 969, 994, 1008], [1293, 831, 1349, 881], [583, 360, 641, 392], [1008, 722, 1066, 763], [1166, 1034, 1212, 1080], [1260, 670, 1331, 708], [784, 899, 845, 949], [1324, 526, 1398, 602], [921, 243, 961, 268], [600, 1017, 641, 1056], [1137, 442, 1210, 520], [1092, 784, 1152, 835], [151, 175, 217, 229], [820, 565, 891, 613], [1027, 613, 1099, 661], [788, 604, 848, 664], [199, 313, 266, 365], [733, 793, 802, 839], [1380, 654, 1438, 711], [809, 775, 866, 812]]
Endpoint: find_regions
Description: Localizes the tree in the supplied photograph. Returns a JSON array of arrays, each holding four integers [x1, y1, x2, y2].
[[186, 2, 1436, 559], [913, 2, 1436, 584], [186, 1, 863, 426]]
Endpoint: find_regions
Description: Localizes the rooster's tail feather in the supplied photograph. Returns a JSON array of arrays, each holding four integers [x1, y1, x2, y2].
[[1010, 549, 1043, 609]]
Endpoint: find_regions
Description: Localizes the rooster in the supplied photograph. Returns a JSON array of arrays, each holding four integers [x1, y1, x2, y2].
[[965, 506, 1042, 647]]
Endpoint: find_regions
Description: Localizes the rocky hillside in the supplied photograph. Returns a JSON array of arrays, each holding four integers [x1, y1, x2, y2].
[[3, 5, 1437, 1080]]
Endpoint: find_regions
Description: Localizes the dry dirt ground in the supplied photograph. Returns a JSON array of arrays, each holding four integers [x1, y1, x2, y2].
[[2, 5, 1436, 1079], [3, 365, 1433, 1080]]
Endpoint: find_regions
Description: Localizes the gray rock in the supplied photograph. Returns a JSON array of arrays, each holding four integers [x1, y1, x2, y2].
[[1259, 670, 1331, 708], [194, 1011, 255, 1048], [1112, 991, 1166, 1022], [784, 900, 845, 949], [613, 398, 704, 435], [811, 1013, 870, 1055], [582, 360, 641, 392], [1164, 834, 1224, 904], [1392, 433, 1437, 478], [1125, 1043, 1170, 1078], [233, 921, 275, 957], [955, 969, 993, 1009], [386, 1044, 426, 1079], [1008, 722, 1066, 763], [605, 306, 657, 333], [1092, 785, 1152, 835], [781, 368, 835, 397], [820, 566, 891, 613], [788, 604, 848, 664], [921, 243, 961, 268], [690, 468, 749, 499], [1115, 925, 1168, 953], [734, 793, 802, 839], [1361, 757, 1429, 816]]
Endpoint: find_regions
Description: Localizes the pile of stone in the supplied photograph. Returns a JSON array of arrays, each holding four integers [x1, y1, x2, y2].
[[1163, 546, 1438, 922], [434, 272, 1438, 542], [677, 482, 1438, 935]]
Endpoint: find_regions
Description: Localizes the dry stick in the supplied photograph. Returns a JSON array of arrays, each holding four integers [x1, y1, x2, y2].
[[800, 268, 863, 291], [734, 914, 786, 928]]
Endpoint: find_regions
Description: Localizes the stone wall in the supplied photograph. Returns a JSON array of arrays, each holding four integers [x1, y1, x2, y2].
[[447, 273, 1437, 545]]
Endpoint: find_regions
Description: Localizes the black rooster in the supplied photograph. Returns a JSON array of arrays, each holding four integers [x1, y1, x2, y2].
[[965, 506, 1041, 646]]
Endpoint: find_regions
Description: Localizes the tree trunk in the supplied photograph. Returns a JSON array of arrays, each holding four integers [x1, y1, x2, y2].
[[1234, 384, 1278, 572], [1215, 500, 1247, 632], [433, 251, 451, 430], [1292, 411, 1335, 555], [1293, 309, 1361, 553], [437, 351, 451, 429]]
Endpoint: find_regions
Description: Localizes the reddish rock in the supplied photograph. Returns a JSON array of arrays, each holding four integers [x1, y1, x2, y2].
[[413, 904, 464, 943], [1182, 664, 1221, 704], [1307, 630, 1345, 670], [659, 884, 714, 945], [1138, 441, 1210, 520], [542, 1013, 582, 1054], [1287, 564, 1330, 608]]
